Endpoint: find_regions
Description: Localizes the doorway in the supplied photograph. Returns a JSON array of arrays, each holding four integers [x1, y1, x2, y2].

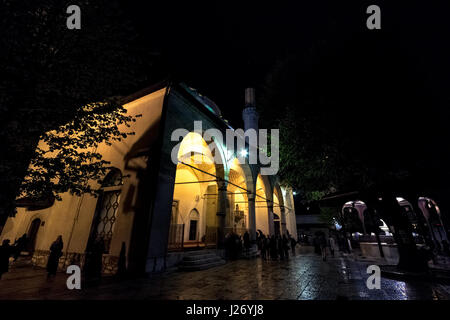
[[188, 209, 200, 241], [27, 218, 41, 253]]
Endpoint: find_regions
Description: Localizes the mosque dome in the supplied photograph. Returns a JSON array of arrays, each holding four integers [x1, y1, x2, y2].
[[188, 87, 222, 117]]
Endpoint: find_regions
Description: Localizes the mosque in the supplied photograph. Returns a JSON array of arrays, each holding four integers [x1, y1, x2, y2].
[[0, 82, 297, 274]]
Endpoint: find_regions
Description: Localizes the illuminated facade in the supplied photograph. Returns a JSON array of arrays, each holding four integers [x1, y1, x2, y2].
[[0, 83, 297, 274]]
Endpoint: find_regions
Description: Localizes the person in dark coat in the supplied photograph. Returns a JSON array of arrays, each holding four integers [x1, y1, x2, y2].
[[270, 235, 278, 260], [265, 236, 271, 260], [46, 235, 63, 278], [117, 242, 127, 278], [0, 239, 12, 280], [282, 235, 289, 259], [290, 236, 297, 256], [243, 231, 250, 254], [318, 234, 327, 261], [278, 235, 285, 260], [13, 233, 28, 261], [260, 235, 267, 260], [91, 238, 105, 280], [313, 236, 321, 255]]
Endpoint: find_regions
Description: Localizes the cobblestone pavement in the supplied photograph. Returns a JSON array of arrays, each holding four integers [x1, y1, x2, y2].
[[1, 252, 450, 300]]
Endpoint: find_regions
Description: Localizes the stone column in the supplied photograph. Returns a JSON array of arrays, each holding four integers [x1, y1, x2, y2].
[[280, 206, 287, 235], [267, 202, 275, 235], [216, 180, 229, 245], [247, 193, 256, 242]]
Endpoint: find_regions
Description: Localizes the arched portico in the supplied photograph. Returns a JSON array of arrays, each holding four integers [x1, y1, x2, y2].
[[170, 132, 226, 248], [418, 197, 448, 245], [281, 186, 298, 239], [273, 184, 286, 235], [226, 158, 255, 237], [255, 174, 273, 236]]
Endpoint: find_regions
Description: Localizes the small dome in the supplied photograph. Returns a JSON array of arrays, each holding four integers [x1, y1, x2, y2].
[[189, 87, 222, 117]]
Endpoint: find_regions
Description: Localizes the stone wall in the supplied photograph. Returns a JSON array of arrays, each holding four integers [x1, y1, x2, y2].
[[31, 250, 120, 274]]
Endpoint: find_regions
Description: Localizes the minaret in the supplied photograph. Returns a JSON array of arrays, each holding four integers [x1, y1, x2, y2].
[[242, 88, 259, 133]]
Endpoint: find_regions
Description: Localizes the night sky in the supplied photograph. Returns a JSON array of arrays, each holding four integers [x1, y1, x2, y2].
[[119, 0, 450, 128]]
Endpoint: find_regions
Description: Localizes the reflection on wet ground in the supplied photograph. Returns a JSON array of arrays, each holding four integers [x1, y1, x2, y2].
[[1, 253, 450, 300]]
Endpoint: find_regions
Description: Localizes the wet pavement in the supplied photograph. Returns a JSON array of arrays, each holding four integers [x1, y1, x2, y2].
[[1, 252, 450, 300]]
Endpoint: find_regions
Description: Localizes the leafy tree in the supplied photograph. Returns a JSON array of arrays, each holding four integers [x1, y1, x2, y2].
[[318, 206, 338, 225], [258, 31, 449, 271], [0, 0, 153, 221]]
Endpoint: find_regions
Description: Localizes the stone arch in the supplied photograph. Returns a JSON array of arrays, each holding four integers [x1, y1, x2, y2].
[[273, 183, 285, 208], [226, 158, 256, 234], [273, 183, 285, 236], [418, 197, 448, 243], [281, 186, 297, 238], [171, 131, 225, 246], [101, 167, 123, 187], [255, 174, 273, 236], [342, 201, 367, 234]]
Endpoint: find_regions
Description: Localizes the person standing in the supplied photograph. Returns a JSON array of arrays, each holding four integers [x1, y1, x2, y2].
[[328, 236, 335, 257], [243, 231, 250, 255], [46, 235, 63, 279], [318, 234, 327, 261], [260, 235, 267, 260], [270, 235, 278, 260], [278, 235, 285, 260], [0, 240, 12, 280], [265, 236, 271, 260], [13, 233, 28, 261], [93, 238, 105, 279], [117, 242, 127, 278], [290, 236, 297, 256], [282, 235, 289, 259]]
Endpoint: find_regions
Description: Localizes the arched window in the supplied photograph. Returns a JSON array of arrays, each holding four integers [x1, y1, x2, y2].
[[101, 168, 123, 188], [88, 168, 123, 253]]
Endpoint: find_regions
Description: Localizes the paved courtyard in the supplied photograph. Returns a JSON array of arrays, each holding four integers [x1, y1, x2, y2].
[[1, 252, 450, 300]]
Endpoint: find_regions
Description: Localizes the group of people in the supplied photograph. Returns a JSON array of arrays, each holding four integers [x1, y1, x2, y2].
[[257, 233, 297, 261], [312, 233, 336, 261], [0, 234, 64, 280], [0, 234, 114, 279], [224, 231, 248, 260], [225, 230, 298, 261]]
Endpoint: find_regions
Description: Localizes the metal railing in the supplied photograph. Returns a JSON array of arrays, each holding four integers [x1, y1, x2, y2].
[[167, 224, 185, 251]]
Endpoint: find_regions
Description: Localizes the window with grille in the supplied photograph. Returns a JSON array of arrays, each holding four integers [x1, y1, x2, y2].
[[90, 169, 123, 253], [94, 190, 121, 253]]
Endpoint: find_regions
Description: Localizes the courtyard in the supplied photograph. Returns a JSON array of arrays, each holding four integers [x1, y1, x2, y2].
[[1, 252, 450, 300]]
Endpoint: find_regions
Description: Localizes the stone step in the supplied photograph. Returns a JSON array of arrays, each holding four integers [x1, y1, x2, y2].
[[183, 249, 216, 256], [181, 256, 223, 266], [183, 253, 218, 261], [179, 259, 226, 272]]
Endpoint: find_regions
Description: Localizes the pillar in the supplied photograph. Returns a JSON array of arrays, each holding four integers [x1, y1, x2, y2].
[[248, 193, 256, 242], [217, 180, 229, 245], [267, 202, 275, 235], [280, 206, 287, 235]]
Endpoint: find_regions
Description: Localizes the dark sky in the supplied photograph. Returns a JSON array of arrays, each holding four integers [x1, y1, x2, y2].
[[119, 0, 450, 128]]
